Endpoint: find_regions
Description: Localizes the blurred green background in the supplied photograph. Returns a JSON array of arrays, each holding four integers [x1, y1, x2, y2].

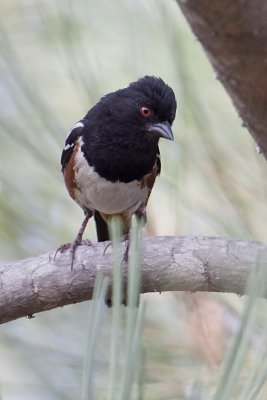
[[1, 0, 267, 399]]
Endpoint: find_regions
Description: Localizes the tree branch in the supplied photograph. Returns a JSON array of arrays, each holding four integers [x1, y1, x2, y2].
[[1, 236, 267, 324], [177, 0, 267, 158]]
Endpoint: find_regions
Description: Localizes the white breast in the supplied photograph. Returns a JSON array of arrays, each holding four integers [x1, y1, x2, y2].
[[73, 139, 149, 215]]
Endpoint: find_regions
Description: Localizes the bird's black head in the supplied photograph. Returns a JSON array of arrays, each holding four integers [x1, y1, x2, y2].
[[83, 76, 177, 182], [128, 75, 176, 135], [100, 75, 176, 142]]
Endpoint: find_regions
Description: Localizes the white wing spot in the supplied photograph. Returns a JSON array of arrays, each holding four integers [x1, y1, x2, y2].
[[64, 143, 75, 151], [66, 121, 84, 140]]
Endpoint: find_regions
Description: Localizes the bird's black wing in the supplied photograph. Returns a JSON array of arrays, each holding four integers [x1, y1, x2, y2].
[[61, 120, 109, 241], [61, 121, 84, 172]]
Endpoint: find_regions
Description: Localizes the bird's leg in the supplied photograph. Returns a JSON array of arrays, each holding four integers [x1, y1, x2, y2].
[[54, 212, 92, 270], [69, 213, 92, 269]]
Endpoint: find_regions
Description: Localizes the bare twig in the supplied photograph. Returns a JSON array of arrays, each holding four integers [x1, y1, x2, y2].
[[1, 236, 267, 324]]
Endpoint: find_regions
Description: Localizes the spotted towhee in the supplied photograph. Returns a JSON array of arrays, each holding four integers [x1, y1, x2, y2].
[[57, 76, 176, 268]]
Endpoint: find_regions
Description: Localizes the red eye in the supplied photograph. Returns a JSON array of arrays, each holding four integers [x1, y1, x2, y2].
[[140, 107, 152, 118]]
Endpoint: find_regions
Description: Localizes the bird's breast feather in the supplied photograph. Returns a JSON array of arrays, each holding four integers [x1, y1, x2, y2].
[[72, 138, 153, 215]]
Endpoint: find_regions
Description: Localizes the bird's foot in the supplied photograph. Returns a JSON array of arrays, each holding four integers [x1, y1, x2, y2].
[[103, 234, 129, 261], [54, 239, 92, 270]]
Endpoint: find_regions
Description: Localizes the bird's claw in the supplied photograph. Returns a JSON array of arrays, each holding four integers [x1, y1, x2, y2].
[[54, 239, 92, 270], [103, 241, 112, 256]]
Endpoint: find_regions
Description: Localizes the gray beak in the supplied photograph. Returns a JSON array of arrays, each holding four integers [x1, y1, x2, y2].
[[147, 121, 174, 141]]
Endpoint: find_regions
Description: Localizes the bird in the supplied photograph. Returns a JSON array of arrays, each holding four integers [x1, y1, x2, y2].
[[56, 76, 177, 269]]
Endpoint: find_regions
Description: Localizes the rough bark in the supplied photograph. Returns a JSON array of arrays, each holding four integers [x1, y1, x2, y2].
[[177, 0, 267, 158], [1, 236, 267, 324]]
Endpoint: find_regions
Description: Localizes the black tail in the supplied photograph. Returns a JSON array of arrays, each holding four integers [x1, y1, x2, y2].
[[94, 211, 109, 241]]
